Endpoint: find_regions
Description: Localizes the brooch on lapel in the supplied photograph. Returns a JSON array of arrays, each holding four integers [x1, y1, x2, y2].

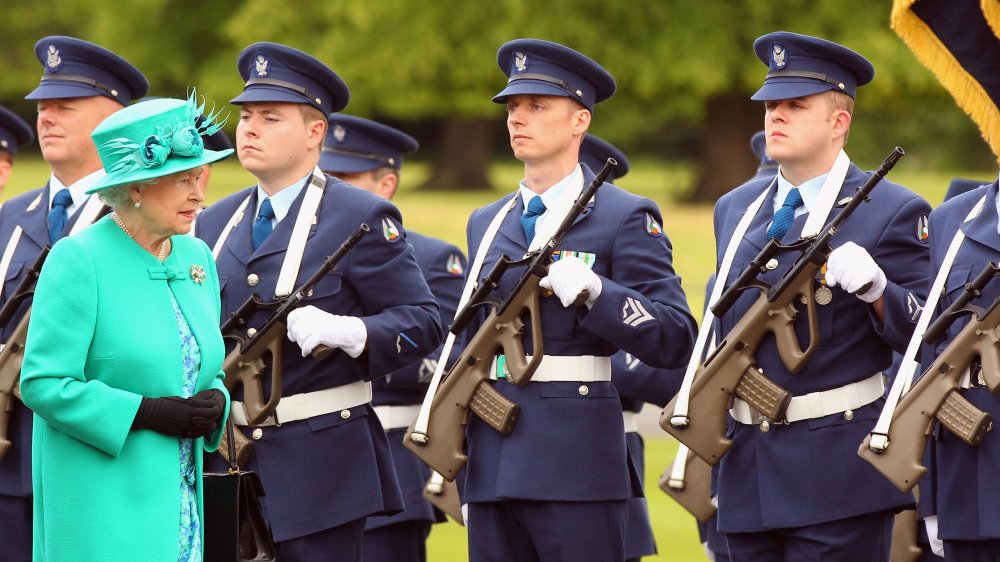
[[190, 264, 207, 285]]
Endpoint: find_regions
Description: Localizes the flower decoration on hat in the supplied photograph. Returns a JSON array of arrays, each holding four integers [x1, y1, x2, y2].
[[101, 91, 227, 176]]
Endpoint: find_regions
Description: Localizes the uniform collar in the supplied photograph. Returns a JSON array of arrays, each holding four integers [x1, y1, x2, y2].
[[48, 169, 103, 213], [254, 172, 310, 224], [775, 169, 829, 216], [518, 164, 582, 213]]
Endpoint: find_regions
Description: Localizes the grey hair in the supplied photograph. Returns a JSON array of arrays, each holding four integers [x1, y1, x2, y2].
[[98, 179, 155, 209]]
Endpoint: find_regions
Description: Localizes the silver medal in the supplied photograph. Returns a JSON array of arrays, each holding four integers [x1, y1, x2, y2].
[[815, 285, 833, 305]]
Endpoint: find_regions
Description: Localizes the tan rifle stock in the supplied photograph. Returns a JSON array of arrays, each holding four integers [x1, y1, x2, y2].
[[404, 159, 618, 481], [659, 447, 717, 523], [218, 224, 370, 464], [0, 246, 49, 460], [859, 263, 999, 493], [662, 147, 906, 466]]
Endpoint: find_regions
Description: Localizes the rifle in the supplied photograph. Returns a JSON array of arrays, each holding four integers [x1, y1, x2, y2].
[[661, 147, 906, 465], [404, 159, 618, 481], [858, 262, 998, 492], [0, 246, 49, 460], [219, 223, 371, 463], [659, 446, 716, 523]]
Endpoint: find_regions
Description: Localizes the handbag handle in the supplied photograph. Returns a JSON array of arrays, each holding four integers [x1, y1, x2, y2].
[[225, 417, 240, 474]]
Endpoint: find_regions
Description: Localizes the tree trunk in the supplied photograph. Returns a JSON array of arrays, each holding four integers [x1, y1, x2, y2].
[[686, 92, 763, 203], [421, 118, 494, 191]]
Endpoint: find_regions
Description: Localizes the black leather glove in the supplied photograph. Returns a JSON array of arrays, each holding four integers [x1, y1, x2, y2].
[[132, 389, 225, 439]]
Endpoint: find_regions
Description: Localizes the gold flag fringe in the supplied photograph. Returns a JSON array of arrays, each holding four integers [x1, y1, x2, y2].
[[891, 0, 1000, 162], [984, 0, 1000, 40]]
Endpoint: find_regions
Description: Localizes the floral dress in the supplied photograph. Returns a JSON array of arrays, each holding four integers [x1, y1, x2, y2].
[[171, 291, 203, 562]]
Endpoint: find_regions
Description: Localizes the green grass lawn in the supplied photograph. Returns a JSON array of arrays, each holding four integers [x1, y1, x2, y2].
[[6, 156, 995, 560]]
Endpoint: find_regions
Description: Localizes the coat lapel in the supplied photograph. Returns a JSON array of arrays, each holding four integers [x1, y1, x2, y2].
[[496, 194, 528, 251], [18, 184, 52, 249], [223, 190, 259, 266], [961, 181, 1000, 254]]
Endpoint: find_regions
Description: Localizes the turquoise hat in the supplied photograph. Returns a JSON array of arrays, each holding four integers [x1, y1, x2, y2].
[[87, 95, 233, 193]]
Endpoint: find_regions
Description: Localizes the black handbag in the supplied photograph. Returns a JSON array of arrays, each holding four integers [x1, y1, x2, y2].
[[203, 419, 276, 562]]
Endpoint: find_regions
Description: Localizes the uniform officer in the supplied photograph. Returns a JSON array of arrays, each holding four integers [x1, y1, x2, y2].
[[194, 43, 440, 562], [462, 39, 696, 562], [580, 133, 663, 562], [0, 36, 147, 562], [918, 175, 997, 561], [0, 106, 35, 197], [710, 32, 930, 561], [318, 113, 466, 562]]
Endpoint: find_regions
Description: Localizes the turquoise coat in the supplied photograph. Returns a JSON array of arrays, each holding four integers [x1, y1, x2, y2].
[[21, 217, 229, 562]]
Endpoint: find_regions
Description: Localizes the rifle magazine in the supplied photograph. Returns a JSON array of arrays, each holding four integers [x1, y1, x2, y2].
[[734, 366, 791, 422], [937, 389, 992, 445], [469, 383, 520, 435]]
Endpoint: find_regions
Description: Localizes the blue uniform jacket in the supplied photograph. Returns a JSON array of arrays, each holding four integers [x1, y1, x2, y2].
[[0, 184, 100, 497], [462, 165, 697, 503], [365, 231, 466, 531], [195, 175, 441, 542], [713, 164, 928, 532], [924, 181, 1000, 541]]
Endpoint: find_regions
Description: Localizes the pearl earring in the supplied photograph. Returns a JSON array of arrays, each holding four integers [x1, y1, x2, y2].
[[134, 200, 141, 209]]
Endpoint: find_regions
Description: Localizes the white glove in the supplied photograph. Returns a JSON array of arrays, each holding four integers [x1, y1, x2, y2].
[[824, 241, 887, 303], [286, 305, 367, 358], [539, 256, 602, 308], [461, 503, 469, 526], [924, 515, 944, 557]]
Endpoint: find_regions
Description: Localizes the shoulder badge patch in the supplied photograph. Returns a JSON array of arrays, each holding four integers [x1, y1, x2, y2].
[[916, 214, 929, 243], [644, 212, 662, 237], [446, 254, 464, 275], [551, 250, 596, 268], [382, 217, 401, 242]]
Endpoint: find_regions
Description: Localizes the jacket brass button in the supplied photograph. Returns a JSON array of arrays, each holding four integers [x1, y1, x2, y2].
[[247, 273, 259, 287], [252, 428, 263, 440], [759, 420, 771, 433], [340, 409, 351, 419], [843, 410, 854, 421], [578, 385, 589, 396]]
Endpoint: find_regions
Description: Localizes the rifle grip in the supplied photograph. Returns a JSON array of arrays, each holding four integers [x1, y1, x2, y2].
[[771, 282, 819, 373], [311, 344, 332, 360], [500, 277, 545, 386]]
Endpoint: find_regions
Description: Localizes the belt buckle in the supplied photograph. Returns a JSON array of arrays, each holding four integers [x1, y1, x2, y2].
[[750, 408, 786, 432]]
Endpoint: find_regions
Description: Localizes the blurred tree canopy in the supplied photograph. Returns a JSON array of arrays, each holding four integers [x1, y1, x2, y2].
[[1, 0, 994, 198]]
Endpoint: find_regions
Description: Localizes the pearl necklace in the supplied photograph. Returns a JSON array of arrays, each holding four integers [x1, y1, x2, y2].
[[111, 212, 169, 262]]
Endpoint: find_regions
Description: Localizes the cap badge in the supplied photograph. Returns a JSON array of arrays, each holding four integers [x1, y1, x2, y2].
[[0, 140, 7, 149], [333, 124, 347, 143], [514, 51, 528, 73], [46, 44, 63, 72], [254, 54, 269, 77], [772, 43, 786, 69]]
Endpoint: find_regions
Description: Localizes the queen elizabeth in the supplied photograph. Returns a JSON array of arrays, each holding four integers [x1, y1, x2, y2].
[[21, 95, 233, 562]]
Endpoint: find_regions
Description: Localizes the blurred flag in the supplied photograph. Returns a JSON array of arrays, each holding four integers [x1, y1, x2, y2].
[[891, 0, 1000, 160]]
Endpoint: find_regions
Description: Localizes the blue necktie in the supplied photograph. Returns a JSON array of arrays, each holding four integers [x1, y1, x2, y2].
[[47, 188, 73, 244], [252, 198, 275, 250], [766, 187, 803, 240], [520, 196, 546, 245]]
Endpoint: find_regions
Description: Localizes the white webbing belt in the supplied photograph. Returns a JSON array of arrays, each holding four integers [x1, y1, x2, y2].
[[275, 168, 326, 297], [230, 380, 372, 426], [868, 195, 987, 450], [373, 404, 423, 431], [487, 354, 612, 382], [69, 195, 106, 236], [0, 227, 23, 287], [211, 196, 252, 259], [622, 410, 639, 433], [412, 194, 519, 436], [731, 372, 885, 424]]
